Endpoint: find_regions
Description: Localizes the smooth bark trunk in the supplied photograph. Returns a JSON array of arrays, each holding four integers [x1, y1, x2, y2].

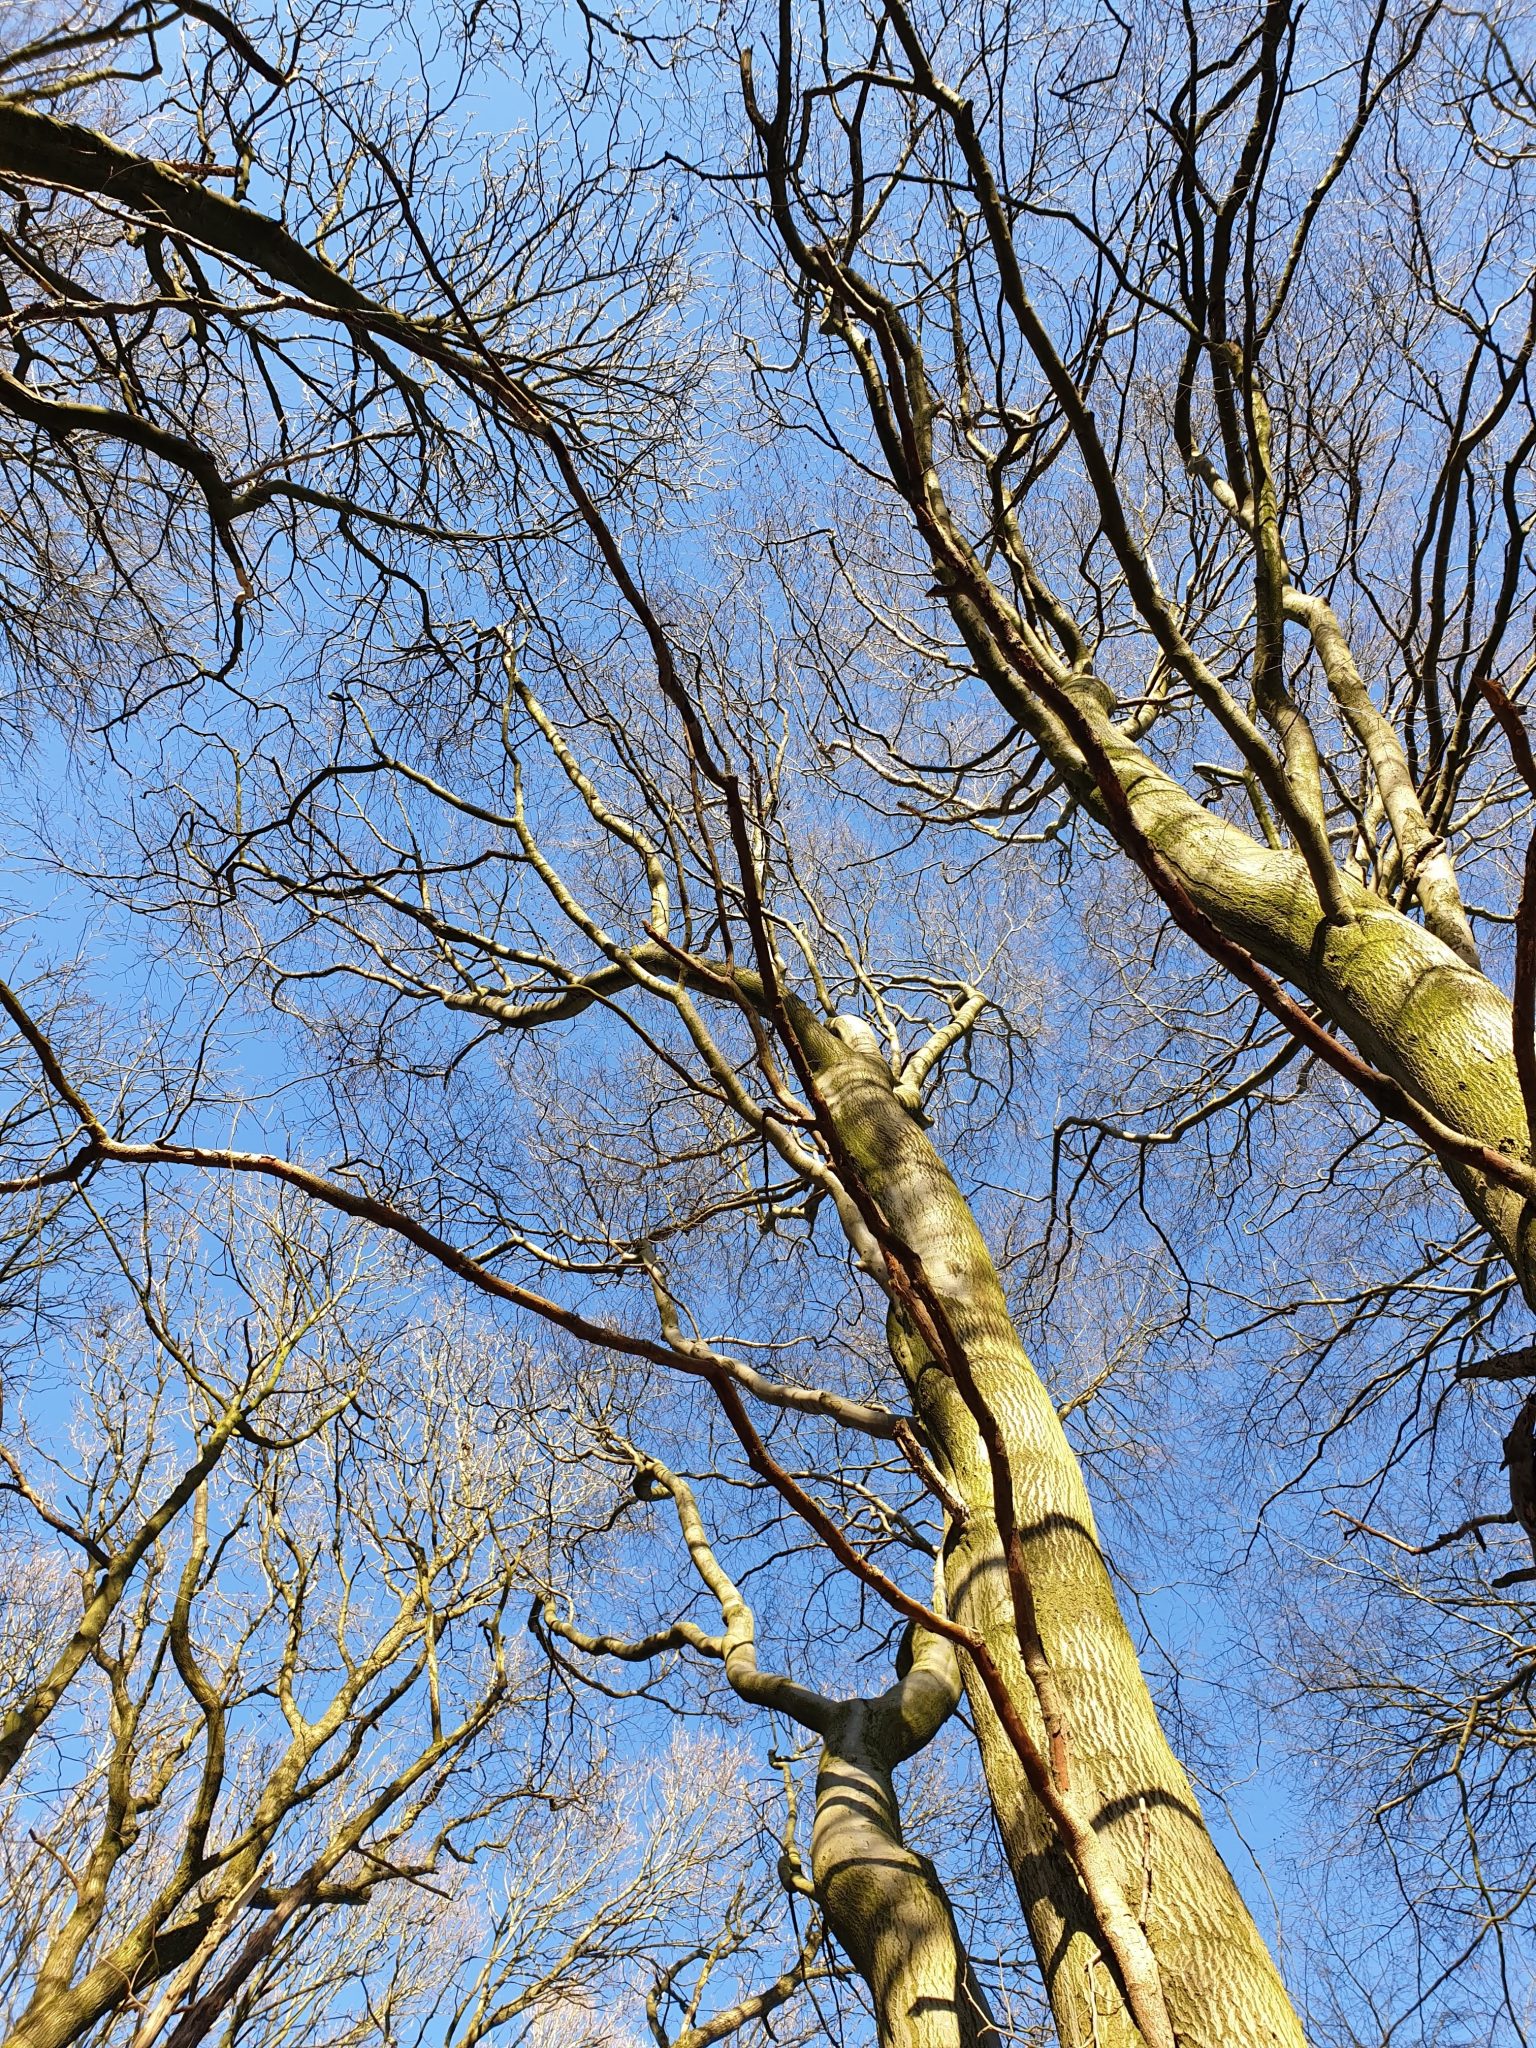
[[810, 1029, 1307, 2048], [811, 1635, 1002, 2048], [1097, 718, 1532, 1286]]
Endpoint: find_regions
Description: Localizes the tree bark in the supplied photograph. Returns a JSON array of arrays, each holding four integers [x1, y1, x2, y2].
[[810, 1028, 1308, 2048], [1088, 715, 1533, 1293], [942, 618, 1534, 1302], [811, 1633, 1002, 2048]]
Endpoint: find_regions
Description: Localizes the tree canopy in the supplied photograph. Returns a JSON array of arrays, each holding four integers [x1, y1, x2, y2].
[[1, 3, 1535, 2044]]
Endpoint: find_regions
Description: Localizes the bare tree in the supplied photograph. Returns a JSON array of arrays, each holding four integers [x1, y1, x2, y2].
[[0, 608, 1311, 2047], [0, 1187, 783, 2048]]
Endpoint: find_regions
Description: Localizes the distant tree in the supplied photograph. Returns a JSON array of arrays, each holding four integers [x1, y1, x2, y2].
[[0, 1194, 793, 2048]]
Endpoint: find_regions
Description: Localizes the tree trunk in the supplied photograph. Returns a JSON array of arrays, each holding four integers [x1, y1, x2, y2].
[[989, 685, 1535, 1303], [811, 1633, 1002, 2048], [1094, 713, 1533, 1287], [812, 1031, 1308, 2048]]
